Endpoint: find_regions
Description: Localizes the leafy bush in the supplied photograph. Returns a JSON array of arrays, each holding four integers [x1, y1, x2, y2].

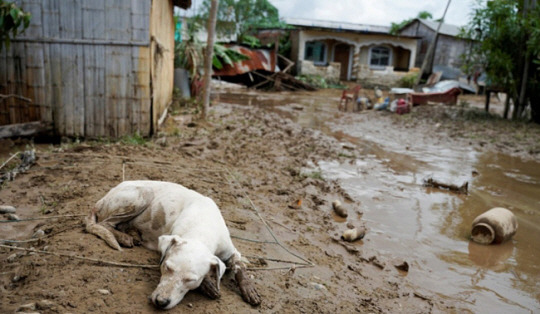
[[0, 1, 31, 50], [398, 72, 419, 88], [296, 74, 346, 89]]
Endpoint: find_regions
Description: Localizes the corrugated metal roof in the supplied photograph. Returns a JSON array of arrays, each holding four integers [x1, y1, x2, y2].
[[415, 19, 462, 37], [284, 17, 390, 34], [212, 45, 278, 76]]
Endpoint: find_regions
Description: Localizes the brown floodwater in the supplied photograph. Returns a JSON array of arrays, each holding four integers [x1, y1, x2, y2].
[[215, 88, 540, 313]]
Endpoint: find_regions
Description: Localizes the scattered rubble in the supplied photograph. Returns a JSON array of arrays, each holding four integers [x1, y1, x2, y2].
[[332, 200, 348, 218], [0, 205, 16, 214], [341, 227, 366, 242], [423, 177, 469, 194]]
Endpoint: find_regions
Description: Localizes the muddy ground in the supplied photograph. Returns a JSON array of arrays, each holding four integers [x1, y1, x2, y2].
[[1, 88, 539, 313]]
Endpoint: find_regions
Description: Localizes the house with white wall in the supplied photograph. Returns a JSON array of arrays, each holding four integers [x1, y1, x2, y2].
[[287, 18, 419, 87]]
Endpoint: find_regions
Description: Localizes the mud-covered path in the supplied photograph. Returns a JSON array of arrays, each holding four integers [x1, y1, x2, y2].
[[216, 87, 540, 313]]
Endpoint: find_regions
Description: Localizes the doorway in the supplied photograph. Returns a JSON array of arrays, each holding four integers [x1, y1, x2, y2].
[[333, 43, 352, 81]]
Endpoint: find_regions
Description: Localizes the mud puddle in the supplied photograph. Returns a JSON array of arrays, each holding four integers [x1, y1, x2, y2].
[[215, 89, 540, 312]]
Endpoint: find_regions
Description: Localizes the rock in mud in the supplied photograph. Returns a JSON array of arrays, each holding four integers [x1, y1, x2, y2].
[[332, 200, 348, 218], [369, 256, 385, 270], [32, 229, 45, 238], [0, 205, 16, 214], [309, 282, 327, 291], [394, 261, 409, 272], [16, 302, 36, 312], [36, 299, 56, 310], [7, 253, 18, 262], [5, 213, 20, 221], [155, 137, 168, 147], [341, 227, 366, 242], [98, 289, 111, 295]]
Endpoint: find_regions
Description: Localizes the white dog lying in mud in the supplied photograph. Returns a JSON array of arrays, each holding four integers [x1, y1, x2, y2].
[[85, 180, 261, 310]]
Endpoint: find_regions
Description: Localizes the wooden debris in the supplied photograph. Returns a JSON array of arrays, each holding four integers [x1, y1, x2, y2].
[[0, 121, 50, 139], [423, 177, 468, 194], [0, 150, 36, 185], [413, 292, 431, 301], [250, 71, 316, 91]]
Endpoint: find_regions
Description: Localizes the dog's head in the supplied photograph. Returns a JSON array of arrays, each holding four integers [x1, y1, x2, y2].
[[150, 235, 226, 310]]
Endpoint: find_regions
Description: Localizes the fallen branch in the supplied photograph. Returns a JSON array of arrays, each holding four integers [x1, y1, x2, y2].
[[413, 292, 432, 301], [223, 168, 315, 267], [0, 214, 86, 223], [268, 218, 294, 232], [0, 93, 32, 103], [0, 244, 160, 269], [1, 223, 82, 243], [247, 265, 314, 271], [0, 150, 36, 185], [0, 152, 20, 171], [230, 235, 276, 244], [0, 238, 40, 243], [423, 177, 468, 194], [244, 254, 311, 266]]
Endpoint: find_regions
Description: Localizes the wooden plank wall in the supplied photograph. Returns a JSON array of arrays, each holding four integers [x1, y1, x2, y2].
[[0, 0, 154, 138], [150, 0, 175, 131]]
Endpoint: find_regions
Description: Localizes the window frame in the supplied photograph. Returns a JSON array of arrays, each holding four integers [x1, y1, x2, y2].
[[304, 41, 328, 65], [369, 46, 392, 69]]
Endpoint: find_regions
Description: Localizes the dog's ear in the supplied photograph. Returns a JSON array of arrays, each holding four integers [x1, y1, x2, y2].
[[209, 256, 226, 288], [158, 235, 175, 254], [158, 235, 185, 263]]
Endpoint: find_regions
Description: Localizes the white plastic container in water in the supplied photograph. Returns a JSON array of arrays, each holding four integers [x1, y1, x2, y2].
[[471, 207, 518, 244]]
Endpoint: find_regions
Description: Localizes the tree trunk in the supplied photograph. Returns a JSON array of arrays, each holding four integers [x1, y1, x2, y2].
[[515, 0, 536, 120], [201, 0, 219, 119], [503, 93, 511, 119]]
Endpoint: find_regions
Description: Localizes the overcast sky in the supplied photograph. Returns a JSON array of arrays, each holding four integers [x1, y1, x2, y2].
[[185, 0, 479, 27], [268, 0, 477, 27]]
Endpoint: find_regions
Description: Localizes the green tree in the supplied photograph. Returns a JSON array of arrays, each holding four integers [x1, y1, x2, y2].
[[0, 0, 31, 51], [196, 0, 285, 45], [390, 11, 433, 35], [461, 0, 540, 122]]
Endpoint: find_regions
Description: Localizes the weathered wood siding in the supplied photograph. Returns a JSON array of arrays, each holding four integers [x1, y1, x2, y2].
[[150, 0, 175, 127], [399, 22, 435, 68], [0, 0, 173, 138], [399, 21, 469, 69]]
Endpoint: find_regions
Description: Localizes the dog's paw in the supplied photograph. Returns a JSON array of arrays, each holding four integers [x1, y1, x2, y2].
[[117, 234, 134, 248], [240, 282, 261, 306], [199, 277, 221, 299]]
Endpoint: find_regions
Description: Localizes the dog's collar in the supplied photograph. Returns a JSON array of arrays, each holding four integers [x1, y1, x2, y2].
[[159, 243, 172, 266]]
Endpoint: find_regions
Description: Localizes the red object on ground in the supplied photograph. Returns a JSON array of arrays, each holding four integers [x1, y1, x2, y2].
[[396, 98, 410, 115], [408, 87, 461, 106], [338, 85, 362, 112]]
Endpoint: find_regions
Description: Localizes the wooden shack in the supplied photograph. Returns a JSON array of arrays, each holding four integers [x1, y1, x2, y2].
[[398, 18, 469, 70], [0, 0, 191, 138]]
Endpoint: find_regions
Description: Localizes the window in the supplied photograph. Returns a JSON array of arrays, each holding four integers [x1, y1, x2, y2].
[[369, 46, 391, 68], [304, 41, 326, 65]]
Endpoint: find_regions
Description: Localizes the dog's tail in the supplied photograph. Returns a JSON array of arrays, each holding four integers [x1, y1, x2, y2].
[[85, 211, 122, 251]]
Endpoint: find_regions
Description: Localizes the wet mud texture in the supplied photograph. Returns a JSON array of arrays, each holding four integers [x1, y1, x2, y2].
[[0, 104, 454, 313]]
